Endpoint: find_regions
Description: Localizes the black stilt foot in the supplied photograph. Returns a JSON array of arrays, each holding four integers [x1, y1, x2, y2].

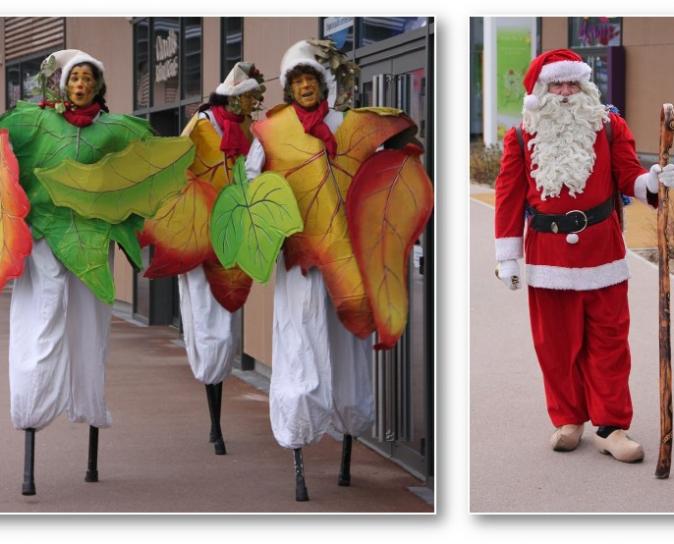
[[22, 428, 36, 496], [85, 426, 99, 483], [338, 434, 352, 487], [293, 448, 309, 501], [205, 383, 227, 455]]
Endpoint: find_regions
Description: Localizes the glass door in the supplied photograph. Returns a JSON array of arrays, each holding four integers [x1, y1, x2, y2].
[[358, 48, 432, 480]]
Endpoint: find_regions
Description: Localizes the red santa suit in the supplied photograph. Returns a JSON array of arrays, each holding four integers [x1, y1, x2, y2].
[[495, 97, 652, 429]]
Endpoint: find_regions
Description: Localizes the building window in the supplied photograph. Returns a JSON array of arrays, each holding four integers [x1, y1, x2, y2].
[[5, 54, 48, 109], [132, 16, 203, 327], [221, 17, 243, 81], [153, 17, 181, 109], [357, 17, 427, 47], [3, 17, 66, 109], [132, 17, 202, 131], [569, 17, 623, 107], [570, 17, 621, 48], [183, 17, 202, 100], [134, 19, 150, 109], [322, 17, 355, 53], [321, 17, 429, 55]]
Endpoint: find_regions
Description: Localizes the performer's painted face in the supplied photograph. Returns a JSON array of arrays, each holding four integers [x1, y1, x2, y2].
[[291, 73, 320, 109], [67, 64, 97, 107], [548, 81, 581, 101], [238, 92, 257, 116]]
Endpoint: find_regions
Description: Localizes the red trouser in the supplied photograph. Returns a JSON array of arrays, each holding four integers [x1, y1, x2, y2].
[[527, 281, 632, 429]]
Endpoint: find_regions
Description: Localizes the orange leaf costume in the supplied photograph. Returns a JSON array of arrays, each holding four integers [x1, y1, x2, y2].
[[252, 104, 422, 342]]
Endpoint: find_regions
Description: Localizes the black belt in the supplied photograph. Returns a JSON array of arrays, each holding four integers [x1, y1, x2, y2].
[[527, 196, 614, 234]]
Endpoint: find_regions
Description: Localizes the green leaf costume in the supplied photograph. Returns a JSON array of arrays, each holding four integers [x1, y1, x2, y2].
[[0, 101, 192, 303], [210, 156, 303, 283]]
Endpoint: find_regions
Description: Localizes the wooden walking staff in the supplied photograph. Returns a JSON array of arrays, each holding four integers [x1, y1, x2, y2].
[[656, 103, 674, 479]]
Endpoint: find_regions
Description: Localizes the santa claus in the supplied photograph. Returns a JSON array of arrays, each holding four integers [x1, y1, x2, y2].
[[494, 48, 674, 462]]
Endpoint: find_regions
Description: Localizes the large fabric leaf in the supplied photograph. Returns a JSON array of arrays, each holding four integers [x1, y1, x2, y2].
[[0, 102, 165, 301], [252, 105, 414, 337], [346, 145, 433, 349], [210, 156, 303, 283], [203, 256, 253, 312], [30, 205, 118, 303], [139, 171, 218, 278], [184, 115, 234, 192], [0, 102, 154, 213], [139, 114, 258, 312], [0, 129, 32, 288], [34, 136, 194, 224]]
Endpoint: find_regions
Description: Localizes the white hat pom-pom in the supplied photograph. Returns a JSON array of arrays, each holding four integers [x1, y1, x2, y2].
[[524, 94, 539, 111]]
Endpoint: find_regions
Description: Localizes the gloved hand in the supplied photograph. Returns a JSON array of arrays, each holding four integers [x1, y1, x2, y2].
[[646, 163, 674, 193], [496, 259, 521, 290]]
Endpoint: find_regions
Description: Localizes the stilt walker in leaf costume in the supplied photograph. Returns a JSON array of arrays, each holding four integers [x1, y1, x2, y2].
[[0, 49, 193, 495], [140, 62, 269, 456], [246, 39, 434, 501]]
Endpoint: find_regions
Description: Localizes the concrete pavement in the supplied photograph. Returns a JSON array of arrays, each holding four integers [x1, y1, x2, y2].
[[0, 292, 432, 513], [470, 188, 673, 513]]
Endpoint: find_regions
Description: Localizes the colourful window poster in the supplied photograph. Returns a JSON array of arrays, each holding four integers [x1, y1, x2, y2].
[[496, 28, 531, 119]]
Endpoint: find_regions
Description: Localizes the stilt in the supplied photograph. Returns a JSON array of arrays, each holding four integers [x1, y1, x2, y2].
[[22, 428, 36, 496], [206, 384, 216, 443], [293, 448, 309, 501], [85, 426, 99, 482], [338, 434, 352, 486], [205, 383, 226, 455]]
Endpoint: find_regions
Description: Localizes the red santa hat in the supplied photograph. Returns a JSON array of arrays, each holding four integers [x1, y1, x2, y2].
[[522, 48, 591, 111]]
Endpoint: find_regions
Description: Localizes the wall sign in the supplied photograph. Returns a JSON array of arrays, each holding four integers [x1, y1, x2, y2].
[[155, 29, 179, 83]]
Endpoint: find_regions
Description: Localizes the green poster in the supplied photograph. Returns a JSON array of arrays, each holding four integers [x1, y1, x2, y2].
[[496, 28, 532, 117]]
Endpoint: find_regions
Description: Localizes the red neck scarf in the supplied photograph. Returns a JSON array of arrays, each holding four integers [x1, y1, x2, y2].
[[292, 100, 337, 159], [40, 100, 102, 127], [211, 106, 250, 159], [64, 103, 102, 127]]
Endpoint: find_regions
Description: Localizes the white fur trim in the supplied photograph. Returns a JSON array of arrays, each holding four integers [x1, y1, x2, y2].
[[215, 78, 260, 97], [523, 94, 539, 111], [59, 52, 105, 93], [539, 60, 591, 85], [495, 237, 523, 261], [280, 58, 326, 88], [525, 258, 629, 290], [279, 41, 328, 88], [633, 172, 651, 204]]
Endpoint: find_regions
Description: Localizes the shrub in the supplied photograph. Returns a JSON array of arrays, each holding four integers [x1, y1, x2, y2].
[[470, 142, 502, 187]]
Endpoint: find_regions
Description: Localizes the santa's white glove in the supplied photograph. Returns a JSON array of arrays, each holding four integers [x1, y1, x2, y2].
[[646, 163, 674, 193], [496, 259, 521, 290]]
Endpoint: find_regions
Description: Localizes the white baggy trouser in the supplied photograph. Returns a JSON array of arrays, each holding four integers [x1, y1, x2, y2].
[[174, 110, 241, 386], [269, 254, 375, 449], [9, 238, 113, 430], [178, 265, 240, 384]]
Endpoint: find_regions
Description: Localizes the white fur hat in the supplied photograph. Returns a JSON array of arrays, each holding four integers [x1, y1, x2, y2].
[[279, 39, 338, 106], [43, 49, 105, 95], [279, 40, 329, 89], [215, 62, 261, 96]]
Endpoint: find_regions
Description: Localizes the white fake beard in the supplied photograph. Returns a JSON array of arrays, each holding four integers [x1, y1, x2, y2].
[[522, 87, 608, 200]]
